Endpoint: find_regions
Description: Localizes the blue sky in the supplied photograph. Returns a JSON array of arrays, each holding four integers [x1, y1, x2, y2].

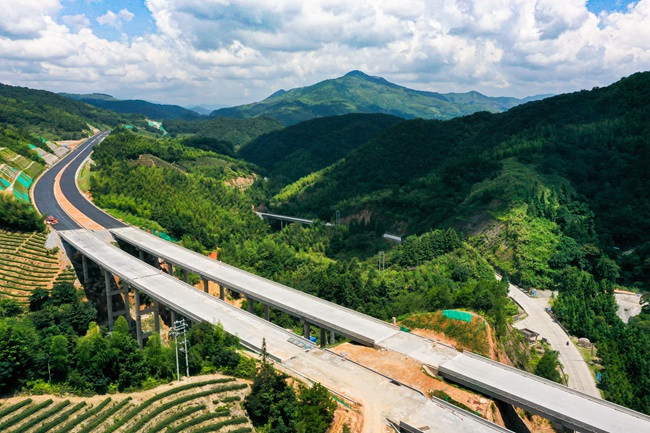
[[60, 1, 156, 41], [0, 1, 648, 107]]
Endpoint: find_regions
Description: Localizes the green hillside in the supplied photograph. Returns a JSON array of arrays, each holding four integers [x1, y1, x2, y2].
[[0, 82, 134, 139], [267, 71, 650, 414], [75, 98, 202, 120], [165, 116, 284, 151], [211, 70, 536, 125], [239, 113, 403, 182], [273, 71, 650, 249]]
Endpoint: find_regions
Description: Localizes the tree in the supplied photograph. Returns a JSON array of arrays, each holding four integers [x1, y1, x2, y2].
[[110, 316, 145, 391], [295, 383, 337, 433], [534, 350, 563, 384], [29, 288, 50, 312], [245, 339, 298, 431], [49, 335, 69, 382], [0, 318, 39, 391], [50, 282, 77, 306], [0, 298, 22, 318], [73, 322, 114, 393], [143, 332, 173, 380]]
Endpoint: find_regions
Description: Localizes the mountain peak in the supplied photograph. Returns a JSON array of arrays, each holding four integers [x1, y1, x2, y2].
[[344, 70, 371, 78]]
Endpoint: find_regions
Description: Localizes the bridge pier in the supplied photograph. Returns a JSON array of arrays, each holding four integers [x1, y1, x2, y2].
[[330, 330, 336, 345], [302, 320, 310, 340], [168, 262, 174, 276], [138, 248, 144, 261], [202, 278, 209, 294], [183, 268, 188, 283], [153, 299, 160, 334], [219, 285, 225, 300], [246, 296, 254, 313], [81, 255, 89, 283], [320, 328, 327, 347], [264, 304, 270, 321], [134, 289, 143, 348], [104, 269, 114, 331]]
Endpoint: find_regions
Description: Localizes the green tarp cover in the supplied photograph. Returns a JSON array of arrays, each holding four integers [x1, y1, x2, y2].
[[443, 309, 472, 323]]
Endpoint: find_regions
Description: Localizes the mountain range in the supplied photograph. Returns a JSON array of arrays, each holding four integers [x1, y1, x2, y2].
[[212, 70, 550, 125], [61, 93, 201, 120]]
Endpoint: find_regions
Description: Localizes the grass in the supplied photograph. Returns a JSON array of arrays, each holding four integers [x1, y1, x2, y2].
[[401, 311, 491, 356], [572, 337, 604, 384], [77, 160, 93, 193]]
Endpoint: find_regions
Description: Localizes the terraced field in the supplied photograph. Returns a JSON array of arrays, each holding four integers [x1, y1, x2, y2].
[[0, 229, 76, 304], [0, 376, 253, 433]]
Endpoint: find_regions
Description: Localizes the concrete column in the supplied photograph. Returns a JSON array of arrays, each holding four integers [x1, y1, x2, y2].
[[168, 263, 174, 276], [203, 278, 209, 294], [104, 269, 113, 331], [183, 268, 189, 283], [134, 289, 142, 348], [330, 330, 335, 345], [264, 304, 270, 321], [320, 328, 327, 348], [123, 284, 131, 318], [219, 285, 225, 300], [171, 310, 177, 326], [153, 299, 160, 334], [138, 248, 144, 261], [82, 255, 89, 283], [303, 321, 310, 340], [246, 296, 254, 313]]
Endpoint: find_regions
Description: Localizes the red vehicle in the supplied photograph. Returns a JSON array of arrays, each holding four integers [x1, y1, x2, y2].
[[45, 215, 58, 225]]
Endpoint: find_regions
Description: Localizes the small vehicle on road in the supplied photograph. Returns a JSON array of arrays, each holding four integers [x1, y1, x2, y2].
[[45, 215, 58, 225]]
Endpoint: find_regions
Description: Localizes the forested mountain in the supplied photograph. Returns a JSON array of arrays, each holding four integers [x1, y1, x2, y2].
[[238, 113, 403, 182], [268, 71, 650, 413], [61, 95, 201, 120], [165, 116, 283, 150], [273, 71, 650, 249], [0, 83, 133, 139], [211, 70, 541, 125]]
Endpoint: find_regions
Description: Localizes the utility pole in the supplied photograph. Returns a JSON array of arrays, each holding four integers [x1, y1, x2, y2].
[[174, 318, 190, 379], [173, 324, 180, 381]]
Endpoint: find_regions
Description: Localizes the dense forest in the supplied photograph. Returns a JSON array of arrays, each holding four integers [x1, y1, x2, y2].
[[238, 113, 403, 183], [0, 83, 136, 139], [264, 72, 650, 414]]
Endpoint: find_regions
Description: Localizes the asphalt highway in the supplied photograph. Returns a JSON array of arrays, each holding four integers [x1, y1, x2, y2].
[[32, 131, 125, 230]]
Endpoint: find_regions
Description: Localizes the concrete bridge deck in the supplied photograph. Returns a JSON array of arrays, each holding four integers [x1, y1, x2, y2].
[[439, 352, 650, 433], [111, 226, 401, 346], [58, 229, 310, 362], [58, 229, 509, 433]]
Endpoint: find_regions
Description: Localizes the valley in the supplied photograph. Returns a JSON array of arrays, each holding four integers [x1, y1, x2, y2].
[[1, 69, 650, 433]]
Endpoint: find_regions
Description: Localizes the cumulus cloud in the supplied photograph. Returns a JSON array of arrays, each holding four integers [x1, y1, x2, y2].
[[62, 14, 91, 31], [0, 0, 649, 106], [97, 9, 135, 29], [0, 0, 60, 40]]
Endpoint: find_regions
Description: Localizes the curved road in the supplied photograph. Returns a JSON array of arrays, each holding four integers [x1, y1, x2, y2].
[[508, 283, 601, 398], [33, 131, 125, 230]]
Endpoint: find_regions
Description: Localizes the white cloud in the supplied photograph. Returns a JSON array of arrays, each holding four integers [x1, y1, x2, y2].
[[0, 0, 649, 106], [62, 14, 91, 31], [97, 8, 135, 29], [0, 0, 60, 40]]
